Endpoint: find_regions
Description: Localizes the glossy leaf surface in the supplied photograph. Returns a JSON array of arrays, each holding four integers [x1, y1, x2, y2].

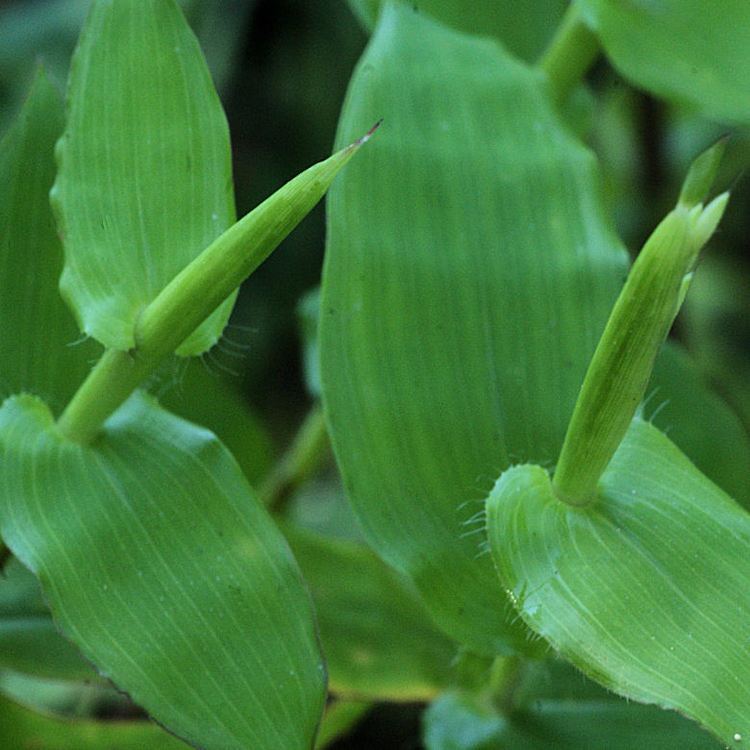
[[0, 393, 326, 750], [321, 1, 627, 655], [347, 0, 568, 61], [0, 693, 188, 749], [285, 524, 456, 701], [579, 0, 750, 124], [487, 419, 750, 747], [51, 0, 236, 355], [0, 69, 96, 413]]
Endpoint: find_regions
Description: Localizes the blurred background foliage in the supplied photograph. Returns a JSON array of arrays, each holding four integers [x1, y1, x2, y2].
[[0, 0, 748, 747]]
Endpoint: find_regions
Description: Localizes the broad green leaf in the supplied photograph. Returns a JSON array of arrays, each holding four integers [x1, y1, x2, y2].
[[0, 392, 326, 750], [0, 693, 188, 749], [579, 0, 750, 125], [321, 1, 627, 655], [347, 0, 568, 62], [51, 0, 237, 355], [0, 559, 93, 681], [0, 68, 97, 413], [650, 342, 750, 507], [285, 524, 456, 701], [486, 418, 750, 747]]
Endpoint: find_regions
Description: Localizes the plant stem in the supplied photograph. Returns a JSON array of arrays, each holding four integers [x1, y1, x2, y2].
[[260, 404, 330, 512], [538, 2, 600, 104], [489, 656, 523, 715], [0, 543, 10, 571], [553, 141, 729, 507], [56, 134, 373, 444]]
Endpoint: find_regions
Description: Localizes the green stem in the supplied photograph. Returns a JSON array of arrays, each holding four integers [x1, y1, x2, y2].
[[0, 543, 10, 571], [260, 405, 330, 512], [553, 141, 729, 507], [489, 656, 523, 715], [57, 134, 372, 444], [538, 2, 600, 104]]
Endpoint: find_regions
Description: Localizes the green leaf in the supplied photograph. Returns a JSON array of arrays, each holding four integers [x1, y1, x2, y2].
[[347, 0, 568, 62], [321, 1, 627, 655], [486, 418, 750, 747], [284, 524, 457, 701], [158, 359, 274, 486], [51, 0, 237, 355], [0, 559, 93, 681], [0, 68, 97, 413], [0, 392, 326, 750], [579, 0, 750, 124], [0, 692, 189, 749], [424, 687, 720, 749], [650, 342, 750, 507]]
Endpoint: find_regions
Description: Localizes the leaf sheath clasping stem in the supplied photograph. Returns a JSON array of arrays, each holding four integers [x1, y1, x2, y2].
[[57, 125, 379, 444], [553, 138, 730, 507]]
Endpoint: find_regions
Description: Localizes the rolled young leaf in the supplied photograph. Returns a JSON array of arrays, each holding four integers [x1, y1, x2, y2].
[[0, 392, 326, 750], [486, 420, 750, 747], [51, 0, 237, 355]]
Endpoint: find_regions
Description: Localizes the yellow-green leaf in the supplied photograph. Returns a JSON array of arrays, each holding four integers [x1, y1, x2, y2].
[[51, 0, 237, 355], [0, 392, 326, 750], [487, 419, 750, 747]]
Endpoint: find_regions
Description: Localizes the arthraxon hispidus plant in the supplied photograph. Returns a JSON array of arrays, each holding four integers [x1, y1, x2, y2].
[[1, 0, 750, 748]]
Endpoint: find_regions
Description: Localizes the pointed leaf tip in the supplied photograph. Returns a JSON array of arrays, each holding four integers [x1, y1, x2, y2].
[[679, 135, 729, 208], [351, 119, 384, 149]]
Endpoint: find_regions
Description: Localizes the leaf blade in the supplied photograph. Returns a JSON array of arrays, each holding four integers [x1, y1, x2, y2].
[[486, 419, 750, 746], [0, 393, 326, 750], [51, 0, 237, 355]]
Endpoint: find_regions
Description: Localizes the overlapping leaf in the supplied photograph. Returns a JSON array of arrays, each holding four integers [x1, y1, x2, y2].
[[347, 0, 567, 61], [0, 692, 188, 749], [321, 0, 628, 655], [486, 418, 750, 747], [51, 0, 237, 355], [0, 392, 326, 750], [0, 559, 92, 681], [285, 524, 456, 701], [0, 69, 96, 413], [579, 0, 750, 124]]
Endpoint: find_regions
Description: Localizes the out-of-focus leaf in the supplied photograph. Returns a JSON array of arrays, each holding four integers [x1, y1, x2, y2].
[[321, 1, 627, 656], [298, 287, 322, 399], [579, 0, 750, 124], [286, 476, 364, 542], [284, 524, 456, 701], [0, 392, 326, 750], [0, 670, 123, 719], [0, 559, 93, 681], [0, 692, 188, 749], [487, 418, 750, 747], [347, 0, 568, 61], [423, 687, 719, 749], [315, 700, 372, 749], [158, 359, 274, 485], [51, 0, 237, 355], [0, 68, 97, 414], [650, 342, 750, 506]]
